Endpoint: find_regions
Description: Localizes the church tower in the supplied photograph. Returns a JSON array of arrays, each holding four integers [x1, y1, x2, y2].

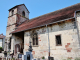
[[6, 4, 29, 51]]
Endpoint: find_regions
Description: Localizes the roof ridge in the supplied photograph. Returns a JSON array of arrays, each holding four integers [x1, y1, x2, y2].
[[29, 3, 80, 20]]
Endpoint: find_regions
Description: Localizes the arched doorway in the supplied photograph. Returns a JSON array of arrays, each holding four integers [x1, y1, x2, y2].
[[15, 44, 20, 54]]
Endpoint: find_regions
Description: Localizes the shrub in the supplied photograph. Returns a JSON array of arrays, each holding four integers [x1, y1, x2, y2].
[[42, 56, 45, 59], [0, 47, 3, 53]]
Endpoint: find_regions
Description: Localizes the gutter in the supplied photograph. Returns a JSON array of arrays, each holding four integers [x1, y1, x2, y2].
[[11, 17, 75, 34], [75, 10, 80, 47]]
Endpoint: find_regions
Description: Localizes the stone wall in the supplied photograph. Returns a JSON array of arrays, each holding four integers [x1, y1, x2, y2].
[[7, 15, 17, 26], [17, 5, 29, 25], [8, 8, 17, 17], [6, 25, 15, 37], [24, 20, 80, 60], [17, 5, 29, 18]]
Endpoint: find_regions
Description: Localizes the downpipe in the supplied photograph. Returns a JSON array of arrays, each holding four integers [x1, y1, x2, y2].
[[46, 25, 50, 60], [75, 10, 80, 48]]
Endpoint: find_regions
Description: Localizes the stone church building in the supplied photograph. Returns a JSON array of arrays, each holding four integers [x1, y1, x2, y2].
[[6, 3, 80, 60]]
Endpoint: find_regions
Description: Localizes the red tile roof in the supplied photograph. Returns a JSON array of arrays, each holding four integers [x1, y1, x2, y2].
[[0, 34, 5, 39], [11, 3, 80, 34]]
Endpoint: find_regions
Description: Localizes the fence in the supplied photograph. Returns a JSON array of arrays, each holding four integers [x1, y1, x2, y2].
[[0, 58, 22, 60]]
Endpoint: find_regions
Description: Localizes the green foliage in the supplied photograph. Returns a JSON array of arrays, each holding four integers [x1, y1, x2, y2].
[[0, 47, 3, 50], [42, 56, 45, 59], [12, 58, 15, 60], [0, 47, 2, 48], [0, 47, 3, 53]]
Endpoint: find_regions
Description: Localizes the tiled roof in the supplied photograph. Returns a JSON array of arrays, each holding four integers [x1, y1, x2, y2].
[[11, 3, 80, 34], [0, 34, 5, 39]]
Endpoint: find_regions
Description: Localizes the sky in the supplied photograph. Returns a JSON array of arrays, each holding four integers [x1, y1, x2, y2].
[[0, 0, 80, 35]]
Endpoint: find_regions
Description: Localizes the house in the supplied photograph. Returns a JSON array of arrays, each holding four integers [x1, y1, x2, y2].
[[6, 3, 80, 60], [0, 34, 5, 50]]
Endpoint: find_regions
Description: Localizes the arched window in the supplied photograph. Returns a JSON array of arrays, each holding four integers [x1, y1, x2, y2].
[[22, 11, 25, 17], [32, 32, 38, 46], [12, 10, 14, 16]]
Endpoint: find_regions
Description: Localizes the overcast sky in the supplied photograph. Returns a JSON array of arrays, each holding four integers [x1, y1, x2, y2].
[[0, 0, 80, 35]]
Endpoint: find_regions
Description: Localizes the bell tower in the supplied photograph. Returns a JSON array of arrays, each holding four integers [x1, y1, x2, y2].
[[6, 4, 29, 51]]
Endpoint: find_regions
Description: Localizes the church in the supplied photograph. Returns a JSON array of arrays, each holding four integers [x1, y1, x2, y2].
[[6, 3, 80, 60]]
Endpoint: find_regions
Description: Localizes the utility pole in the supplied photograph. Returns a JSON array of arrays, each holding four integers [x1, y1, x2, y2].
[[46, 25, 50, 60]]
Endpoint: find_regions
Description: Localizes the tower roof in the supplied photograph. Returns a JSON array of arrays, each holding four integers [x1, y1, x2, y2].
[[8, 4, 30, 13]]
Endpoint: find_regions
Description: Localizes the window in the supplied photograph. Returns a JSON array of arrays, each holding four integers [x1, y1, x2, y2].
[[32, 33, 38, 46], [12, 10, 14, 16], [8, 37, 11, 49], [55, 35, 62, 46], [22, 11, 25, 17]]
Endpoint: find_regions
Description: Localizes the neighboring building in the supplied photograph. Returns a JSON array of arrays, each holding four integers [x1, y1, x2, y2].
[[0, 34, 5, 49], [6, 3, 80, 60]]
